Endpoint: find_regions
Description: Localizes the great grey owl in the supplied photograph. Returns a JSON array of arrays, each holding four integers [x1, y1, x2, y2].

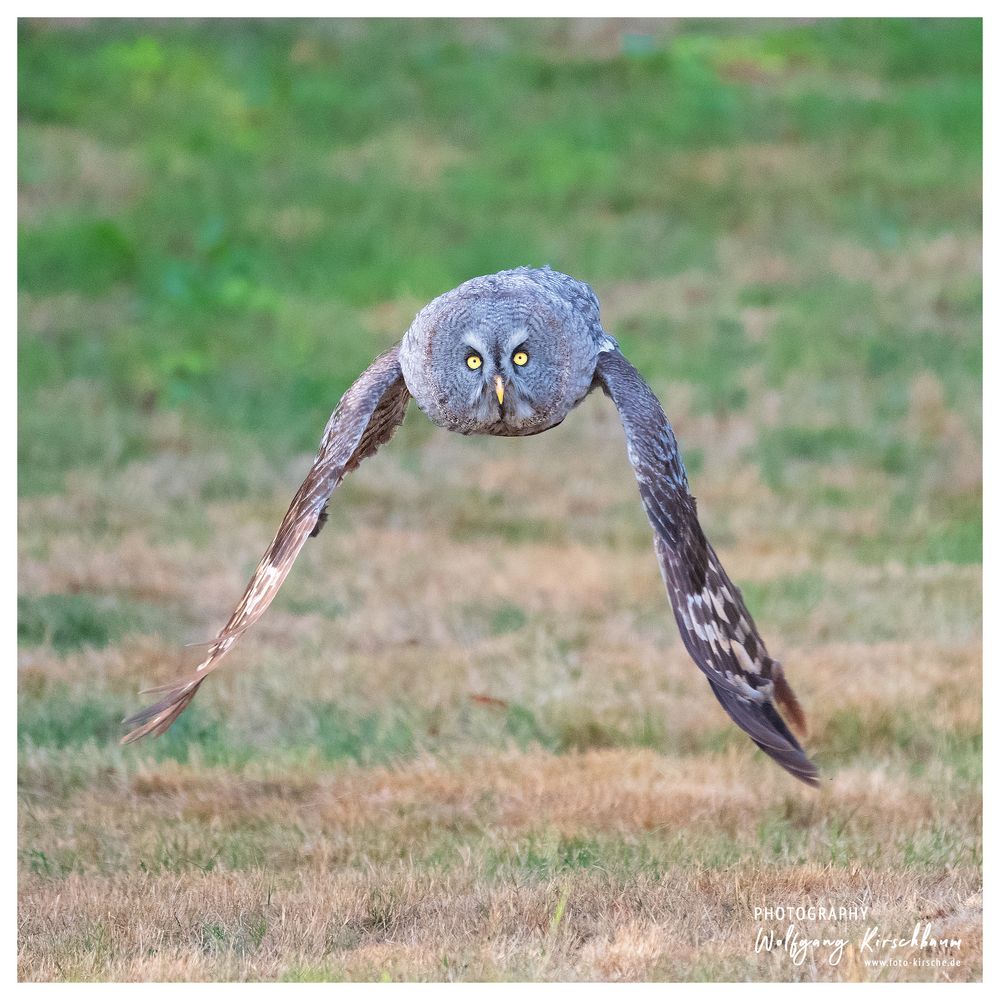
[[123, 266, 818, 786]]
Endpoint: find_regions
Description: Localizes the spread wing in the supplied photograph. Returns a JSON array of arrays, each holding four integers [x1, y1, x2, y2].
[[122, 346, 410, 743], [595, 349, 818, 785]]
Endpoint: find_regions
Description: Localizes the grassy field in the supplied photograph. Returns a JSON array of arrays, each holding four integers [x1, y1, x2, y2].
[[17, 18, 982, 981]]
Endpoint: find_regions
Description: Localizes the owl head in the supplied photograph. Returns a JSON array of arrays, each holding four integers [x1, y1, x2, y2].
[[399, 269, 600, 436]]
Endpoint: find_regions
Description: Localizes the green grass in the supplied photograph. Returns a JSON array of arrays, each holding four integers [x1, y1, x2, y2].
[[18, 593, 171, 653], [19, 19, 981, 473]]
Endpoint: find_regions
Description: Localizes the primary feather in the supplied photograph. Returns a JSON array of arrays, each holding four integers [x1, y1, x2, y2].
[[121, 347, 409, 742]]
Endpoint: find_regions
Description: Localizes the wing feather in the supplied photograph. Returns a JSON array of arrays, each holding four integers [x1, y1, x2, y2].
[[595, 349, 818, 786], [122, 346, 410, 743]]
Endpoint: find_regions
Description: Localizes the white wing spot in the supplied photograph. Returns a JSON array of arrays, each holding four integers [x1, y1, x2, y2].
[[710, 589, 728, 619], [731, 641, 760, 675], [735, 675, 768, 701]]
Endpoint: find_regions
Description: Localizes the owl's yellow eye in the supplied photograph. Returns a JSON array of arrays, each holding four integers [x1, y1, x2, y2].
[[466, 354, 483, 370], [512, 350, 529, 366]]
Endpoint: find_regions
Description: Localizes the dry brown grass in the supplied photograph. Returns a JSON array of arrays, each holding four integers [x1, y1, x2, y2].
[[17, 255, 981, 983], [327, 126, 468, 188], [18, 123, 147, 225], [19, 865, 982, 982], [18, 402, 982, 979], [19, 743, 981, 981]]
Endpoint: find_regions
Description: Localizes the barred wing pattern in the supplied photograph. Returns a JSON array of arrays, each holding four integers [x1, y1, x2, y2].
[[595, 350, 817, 785], [122, 347, 410, 743]]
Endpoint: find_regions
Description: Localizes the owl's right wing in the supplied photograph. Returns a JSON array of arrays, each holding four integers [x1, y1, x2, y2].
[[122, 346, 410, 743], [595, 348, 818, 786]]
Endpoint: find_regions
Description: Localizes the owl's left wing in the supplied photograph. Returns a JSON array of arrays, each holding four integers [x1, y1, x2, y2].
[[595, 349, 818, 786], [121, 346, 410, 743]]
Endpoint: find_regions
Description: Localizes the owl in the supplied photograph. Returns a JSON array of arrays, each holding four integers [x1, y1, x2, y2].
[[123, 267, 817, 786]]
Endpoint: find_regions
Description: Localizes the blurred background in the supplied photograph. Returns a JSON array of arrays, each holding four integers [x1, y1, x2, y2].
[[18, 19, 982, 982]]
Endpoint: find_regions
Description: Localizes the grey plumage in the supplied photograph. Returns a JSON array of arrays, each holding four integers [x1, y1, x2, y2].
[[399, 267, 602, 436], [123, 266, 817, 787]]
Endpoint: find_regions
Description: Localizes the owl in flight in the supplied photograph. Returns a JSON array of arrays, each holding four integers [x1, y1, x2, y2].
[[123, 267, 817, 786]]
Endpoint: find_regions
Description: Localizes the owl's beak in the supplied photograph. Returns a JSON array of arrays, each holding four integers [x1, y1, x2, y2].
[[494, 375, 505, 407]]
